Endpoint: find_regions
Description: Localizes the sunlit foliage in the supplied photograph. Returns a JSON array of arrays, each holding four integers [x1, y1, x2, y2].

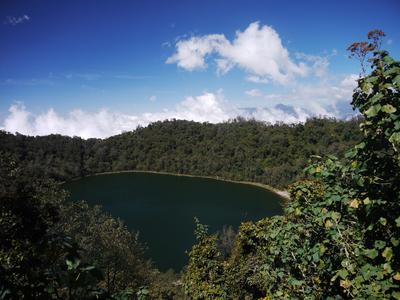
[[183, 45, 400, 299]]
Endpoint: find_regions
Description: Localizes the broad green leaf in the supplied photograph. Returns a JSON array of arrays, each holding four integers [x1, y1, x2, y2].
[[362, 82, 373, 93], [370, 92, 384, 104], [393, 74, 400, 86], [363, 197, 371, 205], [383, 55, 395, 64], [349, 199, 360, 208], [364, 248, 378, 259], [325, 219, 333, 228], [381, 104, 397, 114], [354, 175, 365, 187], [340, 279, 351, 289], [383, 262, 393, 274], [365, 104, 381, 117], [338, 269, 348, 279], [365, 76, 379, 84], [389, 132, 400, 144], [374, 240, 386, 249], [355, 142, 366, 149], [396, 216, 400, 227], [382, 247, 393, 261]]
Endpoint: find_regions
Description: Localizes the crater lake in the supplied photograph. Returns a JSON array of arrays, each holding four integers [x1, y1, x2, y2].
[[63, 172, 283, 270]]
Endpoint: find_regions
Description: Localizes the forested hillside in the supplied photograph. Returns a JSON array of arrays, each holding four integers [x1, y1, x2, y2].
[[0, 117, 361, 188]]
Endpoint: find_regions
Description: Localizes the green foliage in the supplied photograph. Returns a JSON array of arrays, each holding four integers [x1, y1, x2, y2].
[[183, 50, 400, 298], [0, 155, 160, 298], [59, 201, 154, 296], [146, 269, 185, 300], [0, 155, 103, 299], [0, 117, 362, 189], [183, 219, 226, 299]]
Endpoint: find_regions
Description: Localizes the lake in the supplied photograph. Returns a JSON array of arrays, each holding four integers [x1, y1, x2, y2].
[[63, 172, 283, 270]]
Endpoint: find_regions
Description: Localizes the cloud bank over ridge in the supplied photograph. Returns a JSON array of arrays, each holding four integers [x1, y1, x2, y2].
[[1, 82, 358, 139]]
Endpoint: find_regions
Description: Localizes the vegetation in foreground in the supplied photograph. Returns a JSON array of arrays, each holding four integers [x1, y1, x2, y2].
[[0, 31, 399, 299], [184, 32, 400, 299]]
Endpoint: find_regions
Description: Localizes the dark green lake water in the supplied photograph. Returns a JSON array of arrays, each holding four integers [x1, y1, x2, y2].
[[63, 172, 283, 271]]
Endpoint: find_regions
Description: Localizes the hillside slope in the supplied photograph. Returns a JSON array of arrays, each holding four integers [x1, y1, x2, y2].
[[0, 117, 361, 188]]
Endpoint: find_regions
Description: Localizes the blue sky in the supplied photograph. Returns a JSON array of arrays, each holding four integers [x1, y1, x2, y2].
[[1, 0, 399, 138]]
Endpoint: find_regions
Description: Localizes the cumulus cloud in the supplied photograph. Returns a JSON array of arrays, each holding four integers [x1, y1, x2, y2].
[[1, 92, 232, 139], [2, 75, 358, 139], [167, 22, 310, 84], [3, 105, 139, 139], [166, 34, 227, 71], [241, 106, 310, 124], [340, 73, 359, 89], [295, 52, 331, 77], [262, 73, 359, 116], [4, 15, 30, 26], [2, 90, 330, 139], [148, 95, 157, 102]]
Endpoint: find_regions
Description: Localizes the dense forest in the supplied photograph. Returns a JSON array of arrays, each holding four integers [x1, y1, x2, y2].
[[1, 32, 399, 299], [0, 117, 361, 189]]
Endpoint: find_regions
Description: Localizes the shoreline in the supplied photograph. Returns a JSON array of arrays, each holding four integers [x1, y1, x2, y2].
[[69, 169, 290, 201]]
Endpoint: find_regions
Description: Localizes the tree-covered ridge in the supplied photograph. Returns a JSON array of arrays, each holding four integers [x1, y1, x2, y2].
[[0, 117, 361, 189], [183, 47, 400, 298]]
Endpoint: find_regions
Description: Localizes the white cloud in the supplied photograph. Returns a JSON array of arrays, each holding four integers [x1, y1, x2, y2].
[[148, 95, 157, 102], [340, 74, 359, 89], [3, 105, 139, 139], [4, 103, 32, 134], [295, 52, 330, 77], [2, 75, 358, 139], [2, 90, 326, 139], [241, 106, 310, 124], [166, 34, 227, 71], [167, 22, 308, 84], [262, 73, 359, 116], [245, 89, 263, 97], [1, 92, 232, 138], [4, 15, 30, 26]]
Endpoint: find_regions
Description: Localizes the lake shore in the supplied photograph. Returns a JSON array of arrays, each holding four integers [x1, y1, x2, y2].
[[78, 169, 290, 201]]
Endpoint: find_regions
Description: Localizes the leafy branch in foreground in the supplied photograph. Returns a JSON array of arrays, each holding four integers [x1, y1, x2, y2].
[[184, 34, 400, 299]]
